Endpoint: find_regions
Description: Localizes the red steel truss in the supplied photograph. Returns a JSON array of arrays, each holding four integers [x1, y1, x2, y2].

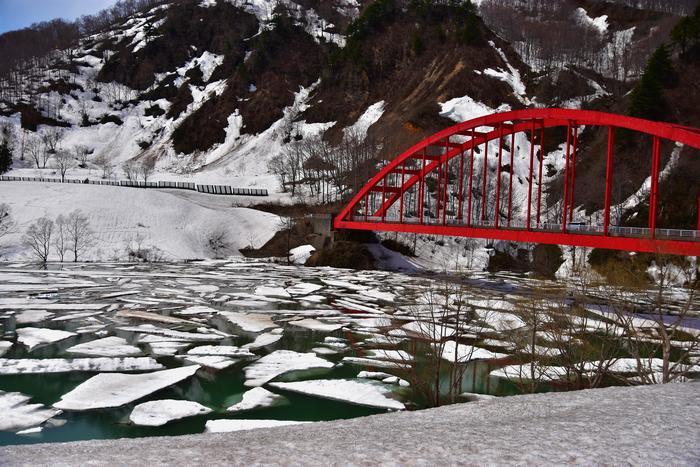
[[334, 108, 700, 256]]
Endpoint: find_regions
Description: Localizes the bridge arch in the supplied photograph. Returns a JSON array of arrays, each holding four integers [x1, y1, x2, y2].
[[334, 108, 700, 256]]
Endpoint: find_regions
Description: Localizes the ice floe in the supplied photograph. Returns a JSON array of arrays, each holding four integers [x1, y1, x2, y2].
[[227, 387, 289, 412], [270, 379, 405, 410], [117, 324, 225, 341], [54, 365, 200, 410], [289, 318, 344, 332], [0, 391, 61, 432], [17, 327, 76, 351], [182, 356, 239, 370], [0, 341, 12, 356], [187, 345, 256, 358], [15, 310, 55, 324], [244, 350, 334, 387], [129, 400, 212, 426], [0, 357, 163, 374], [219, 311, 277, 333], [242, 332, 283, 350], [440, 341, 508, 362], [66, 336, 142, 357]]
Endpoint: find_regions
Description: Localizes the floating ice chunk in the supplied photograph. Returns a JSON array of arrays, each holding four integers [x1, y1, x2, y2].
[[176, 306, 219, 316], [0, 357, 163, 374], [204, 419, 308, 433], [187, 284, 220, 294], [15, 310, 54, 324], [322, 279, 367, 291], [242, 332, 283, 350], [117, 324, 224, 341], [358, 371, 393, 380], [312, 347, 340, 355], [333, 299, 384, 314], [66, 336, 142, 357], [255, 286, 292, 299], [289, 319, 344, 332], [227, 387, 289, 412], [288, 245, 316, 265], [219, 311, 277, 333], [364, 349, 412, 362], [16, 426, 43, 435], [402, 321, 457, 340], [17, 327, 76, 351], [0, 391, 61, 433], [270, 379, 405, 410], [117, 310, 193, 325], [342, 357, 410, 370], [183, 355, 238, 370], [54, 365, 200, 411], [286, 281, 323, 296], [0, 341, 11, 356], [149, 341, 190, 356], [52, 311, 103, 322], [440, 341, 508, 362], [244, 350, 334, 387], [187, 345, 256, 358], [363, 335, 405, 346], [360, 289, 395, 302], [130, 400, 212, 427]]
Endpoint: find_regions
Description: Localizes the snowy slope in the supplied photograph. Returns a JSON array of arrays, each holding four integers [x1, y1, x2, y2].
[[0, 182, 280, 261]]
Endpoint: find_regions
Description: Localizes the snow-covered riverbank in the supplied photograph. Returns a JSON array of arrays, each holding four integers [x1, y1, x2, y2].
[[1, 382, 697, 466]]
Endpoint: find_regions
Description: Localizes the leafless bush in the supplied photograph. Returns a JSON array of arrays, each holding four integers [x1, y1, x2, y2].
[[206, 225, 233, 259]]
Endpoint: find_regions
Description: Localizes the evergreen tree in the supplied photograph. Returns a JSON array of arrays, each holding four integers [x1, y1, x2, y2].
[[628, 45, 675, 121], [0, 140, 11, 175], [671, 4, 700, 54]]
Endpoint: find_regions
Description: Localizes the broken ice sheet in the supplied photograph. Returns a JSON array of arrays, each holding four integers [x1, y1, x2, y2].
[[129, 400, 212, 427], [66, 336, 142, 357], [16, 327, 76, 351], [0, 357, 163, 374], [269, 379, 405, 410], [0, 391, 61, 432], [53, 365, 201, 411], [227, 387, 289, 412], [243, 350, 334, 387]]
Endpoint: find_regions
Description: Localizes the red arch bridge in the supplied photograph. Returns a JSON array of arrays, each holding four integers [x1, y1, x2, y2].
[[333, 108, 700, 256]]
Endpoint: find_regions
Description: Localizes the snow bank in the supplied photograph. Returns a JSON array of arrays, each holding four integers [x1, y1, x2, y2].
[[204, 419, 308, 433]]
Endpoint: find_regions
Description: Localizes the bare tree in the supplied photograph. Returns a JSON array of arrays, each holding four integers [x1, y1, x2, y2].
[[94, 154, 114, 179], [73, 145, 91, 168], [40, 127, 64, 167], [139, 158, 155, 183], [278, 216, 296, 264], [25, 133, 43, 169], [23, 217, 54, 263], [65, 209, 94, 262], [122, 160, 137, 182], [53, 149, 74, 182], [0, 203, 16, 249], [206, 225, 233, 259], [53, 214, 68, 262]]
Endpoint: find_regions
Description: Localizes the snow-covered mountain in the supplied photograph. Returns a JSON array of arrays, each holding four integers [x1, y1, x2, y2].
[[0, 0, 696, 266]]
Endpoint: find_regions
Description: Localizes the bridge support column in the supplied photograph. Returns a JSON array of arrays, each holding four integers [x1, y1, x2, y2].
[[527, 120, 535, 230], [649, 136, 661, 238], [418, 150, 426, 224], [442, 140, 450, 225], [537, 123, 545, 227], [569, 125, 578, 222], [562, 122, 572, 232], [508, 127, 515, 227], [467, 131, 475, 227], [481, 136, 489, 222], [604, 127, 615, 236], [495, 124, 504, 228], [457, 149, 465, 223]]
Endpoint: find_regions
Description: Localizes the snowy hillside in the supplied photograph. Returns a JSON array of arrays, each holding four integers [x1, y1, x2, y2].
[[0, 182, 280, 261]]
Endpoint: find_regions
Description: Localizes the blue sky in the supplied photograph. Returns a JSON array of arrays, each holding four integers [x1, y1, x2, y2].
[[0, 0, 118, 33]]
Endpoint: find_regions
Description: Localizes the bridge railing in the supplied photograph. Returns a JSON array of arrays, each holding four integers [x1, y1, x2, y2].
[[357, 215, 699, 242]]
